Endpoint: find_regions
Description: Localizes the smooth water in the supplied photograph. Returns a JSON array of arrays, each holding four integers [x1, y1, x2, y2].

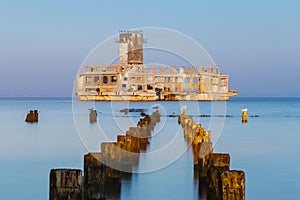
[[0, 97, 299, 199]]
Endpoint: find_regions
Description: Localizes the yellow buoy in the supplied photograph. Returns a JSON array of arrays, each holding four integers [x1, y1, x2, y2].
[[241, 108, 248, 124]]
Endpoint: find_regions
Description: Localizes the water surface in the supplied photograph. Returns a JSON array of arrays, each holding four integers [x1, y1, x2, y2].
[[0, 97, 299, 199]]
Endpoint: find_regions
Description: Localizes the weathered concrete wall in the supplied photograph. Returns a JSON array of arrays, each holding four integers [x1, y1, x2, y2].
[[101, 142, 122, 179], [49, 169, 82, 200]]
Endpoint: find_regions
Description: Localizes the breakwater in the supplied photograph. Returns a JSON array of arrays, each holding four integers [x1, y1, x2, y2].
[[50, 106, 245, 200], [49, 111, 160, 200], [178, 108, 245, 200]]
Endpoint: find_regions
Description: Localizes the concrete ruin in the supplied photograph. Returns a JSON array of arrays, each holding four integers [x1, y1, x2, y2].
[[76, 31, 238, 101]]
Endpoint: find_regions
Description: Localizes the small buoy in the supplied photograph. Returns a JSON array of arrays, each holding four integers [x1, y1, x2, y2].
[[241, 108, 248, 124]]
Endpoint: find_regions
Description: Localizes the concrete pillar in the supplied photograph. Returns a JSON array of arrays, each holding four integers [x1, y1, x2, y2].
[[49, 169, 82, 200]]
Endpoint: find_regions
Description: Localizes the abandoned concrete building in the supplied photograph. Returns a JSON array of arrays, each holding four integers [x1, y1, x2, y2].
[[76, 31, 238, 101]]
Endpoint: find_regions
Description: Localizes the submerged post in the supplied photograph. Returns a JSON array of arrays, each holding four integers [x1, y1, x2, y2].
[[89, 109, 97, 123], [25, 110, 39, 123], [84, 153, 106, 200]]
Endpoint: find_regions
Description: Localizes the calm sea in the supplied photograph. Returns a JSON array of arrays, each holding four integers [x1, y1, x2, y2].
[[0, 97, 299, 199]]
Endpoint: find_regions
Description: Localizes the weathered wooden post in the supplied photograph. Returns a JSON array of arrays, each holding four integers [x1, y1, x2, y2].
[[186, 119, 193, 141], [125, 130, 140, 166], [192, 123, 200, 167], [101, 142, 122, 177], [34, 110, 39, 122], [138, 126, 150, 150], [25, 110, 33, 123], [49, 169, 82, 200], [198, 142, 213, 179], [207, 154, 231, 200], [117, 135, 134, 172], [84, 153, 106, 200], [101, 142, 122, 199], [89, 109, 97, 123], [178, 114, 181, 124], [193, 125, 211, 168], [220, 170, 245, 200], [25, 110, 39, 123]]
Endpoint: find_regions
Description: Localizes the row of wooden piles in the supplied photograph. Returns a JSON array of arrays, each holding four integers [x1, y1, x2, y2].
[[178, 110, 245, 200], [49, 111, 161, 200]]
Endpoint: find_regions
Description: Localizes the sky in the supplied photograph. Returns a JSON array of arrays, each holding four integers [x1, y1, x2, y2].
[[0, 0, 299, 97]]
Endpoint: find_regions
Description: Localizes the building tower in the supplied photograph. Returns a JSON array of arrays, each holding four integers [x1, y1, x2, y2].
[[117, 31, 145, 66]]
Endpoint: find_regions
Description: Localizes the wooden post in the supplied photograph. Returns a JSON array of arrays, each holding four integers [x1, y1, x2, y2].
[[34, 110, 39, 122], [25, 110, 39, 123], [198, 142, 213, 179], [100, 142, 122, 199], [207, 154, 231, 200], [220, 170, 245, 200], [84, 153, 106, 200], [101, 142, 122, 179], [49, 169, 82, 200], [89, 109, 97, 123]]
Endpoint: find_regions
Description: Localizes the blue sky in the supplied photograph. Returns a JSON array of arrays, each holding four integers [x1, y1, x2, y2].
[[0, 0, 299, 97]]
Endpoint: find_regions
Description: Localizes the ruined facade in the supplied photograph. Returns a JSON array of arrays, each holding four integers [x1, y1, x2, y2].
[[76, 31, 237, 101]]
